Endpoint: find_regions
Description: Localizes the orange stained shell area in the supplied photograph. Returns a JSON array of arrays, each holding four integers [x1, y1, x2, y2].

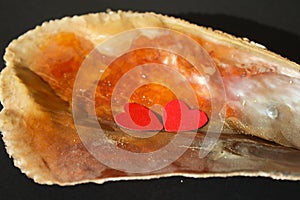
[[130, 84, 176, 111], [95, 48, 212, 120], [33, 32, 95, 101]]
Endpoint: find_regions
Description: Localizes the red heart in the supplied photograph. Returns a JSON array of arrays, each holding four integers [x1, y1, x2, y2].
[[114, 103, 163, 131], [163, 100, 208, 132]]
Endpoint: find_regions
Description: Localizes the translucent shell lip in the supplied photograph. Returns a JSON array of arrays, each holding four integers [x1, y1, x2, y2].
[[1, 11, 300, 185]]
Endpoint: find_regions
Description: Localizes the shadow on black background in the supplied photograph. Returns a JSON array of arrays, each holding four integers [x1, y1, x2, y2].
[[1, 13, 300, 200], [177, 13, 300, 64]]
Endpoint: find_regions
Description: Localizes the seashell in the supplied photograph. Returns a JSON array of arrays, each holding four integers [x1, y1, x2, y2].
[[1, 11, 300, 185]]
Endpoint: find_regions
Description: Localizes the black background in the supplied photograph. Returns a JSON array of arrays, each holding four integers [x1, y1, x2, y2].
[[1, 0, 300, 199]]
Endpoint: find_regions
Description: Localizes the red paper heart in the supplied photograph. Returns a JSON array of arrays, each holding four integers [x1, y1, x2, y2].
[[163, 100, 208, 132], [114, 103, 163, 131]]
